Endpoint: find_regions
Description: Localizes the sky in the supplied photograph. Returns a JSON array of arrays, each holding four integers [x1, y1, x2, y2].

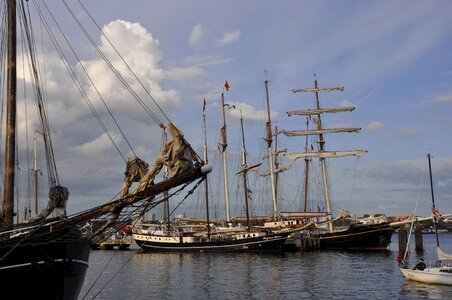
[[4, 0, 452, 220]]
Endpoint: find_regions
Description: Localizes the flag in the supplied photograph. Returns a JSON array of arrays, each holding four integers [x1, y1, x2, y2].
[[203, 98, 206, 113], [224, 80, 230, 91]]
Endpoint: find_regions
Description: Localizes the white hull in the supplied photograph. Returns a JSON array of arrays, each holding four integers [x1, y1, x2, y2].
[[400, 267, 452, 285]]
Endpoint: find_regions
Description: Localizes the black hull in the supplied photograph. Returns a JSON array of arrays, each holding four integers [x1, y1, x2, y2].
[[0, 231, 90, 300], [134, 232, 290, 253], [318, 223, 396, 250]]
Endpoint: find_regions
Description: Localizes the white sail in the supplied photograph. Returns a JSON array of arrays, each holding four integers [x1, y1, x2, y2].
[[284, 150, 367, 160], [437, 247, 452, 261], [287, 107, 355, 117], [284, 128, 361, 137]]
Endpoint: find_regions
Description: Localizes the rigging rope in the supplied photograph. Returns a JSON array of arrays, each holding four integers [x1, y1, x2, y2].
[[31, 0, 127, 162], [63, 0, 166, 127]]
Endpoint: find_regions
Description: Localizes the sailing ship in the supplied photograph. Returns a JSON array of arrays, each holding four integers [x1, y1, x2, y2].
[[283, 79, 396, 250], [399, 154, 452, 285], [133, 83, 296, 252], [0, 1, 210, 298]]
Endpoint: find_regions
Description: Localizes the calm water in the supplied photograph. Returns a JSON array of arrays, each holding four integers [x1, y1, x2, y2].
[[79, 234, 452, 300]]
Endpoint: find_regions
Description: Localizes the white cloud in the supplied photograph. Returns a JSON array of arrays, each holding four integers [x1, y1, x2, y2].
[[367, 121, 384, 131], [225, 102, 278, 123], [189, 23, 204, 46], [432, 93, 452, 104], [218, 30, 241, 46], [397, 129, 417, 137]]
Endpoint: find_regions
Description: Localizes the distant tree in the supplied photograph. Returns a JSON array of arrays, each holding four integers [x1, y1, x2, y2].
[[363, 214, 370, 218]]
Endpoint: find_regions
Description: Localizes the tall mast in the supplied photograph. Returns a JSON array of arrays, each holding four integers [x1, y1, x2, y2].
[[203, 99, 211, 239], [427, 153, 440, 248], [220, 85, 231, 223], [303, 117, 310, 212], [2, 0, 17, 230], [264, 75, 278, 221], [313, 80, 333, 232], [239, 110, 251, 231], [162, 129, 170, 231], [273, 125, 279, 206]]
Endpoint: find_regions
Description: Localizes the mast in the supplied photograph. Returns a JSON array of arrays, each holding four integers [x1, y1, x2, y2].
[[239, 110, 251, 231], [34, 139, 38, 215], [220, 84, 231, 223], [427, 153, 440, 248], [303, 117, 310, 212], [313, 80, 333, 232], [162, 129, 170, 231], [273, 125, 279, 206], [287, 79, 365, 232], [2, 0, 17, 230], [203, 99, 211, 239], [264, 75, 278, 221]]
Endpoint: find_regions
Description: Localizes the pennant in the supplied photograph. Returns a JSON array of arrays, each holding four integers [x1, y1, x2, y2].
[[203, 98, 206, 113], [224, 81, 230, 91]]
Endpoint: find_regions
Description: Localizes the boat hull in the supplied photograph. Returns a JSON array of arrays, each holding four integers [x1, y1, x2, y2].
[[400, 267, 452, 285], [318, 223, 396, 250], [133, 231, 290, 252], [0, 235, 90, 300]]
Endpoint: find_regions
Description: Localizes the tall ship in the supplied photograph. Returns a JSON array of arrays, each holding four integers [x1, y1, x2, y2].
[[0, 1, 210, 298], [283, 79, 396, 250], [133, 82, 299, 252]]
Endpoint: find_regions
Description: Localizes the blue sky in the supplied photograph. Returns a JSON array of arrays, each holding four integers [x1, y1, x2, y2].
[[9, 0, 452, 220]]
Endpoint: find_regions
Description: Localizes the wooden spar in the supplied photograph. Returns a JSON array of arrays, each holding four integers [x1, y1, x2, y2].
[[264, 77, 278, 221], [56, 165, 210, 229], [2, 0, 17, 230], [239, 110, 251, 231], [203, 107, 210, 239], [428, 153, 440, 248], [34, 139, 38, 215], [274, 125, 279, 207]]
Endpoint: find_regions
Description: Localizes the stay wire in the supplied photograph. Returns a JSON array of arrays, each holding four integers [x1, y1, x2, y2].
[[31, 0, 127, 163]]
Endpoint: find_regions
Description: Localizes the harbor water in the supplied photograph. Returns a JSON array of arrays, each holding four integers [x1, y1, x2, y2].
[[79, 234, 452, 299]]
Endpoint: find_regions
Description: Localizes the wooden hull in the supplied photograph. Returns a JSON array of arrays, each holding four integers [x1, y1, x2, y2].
[[318, 223, 396, 250], [0, 230, 90, 300], [133, 231, 290, 252], [400, 267, 452, 285]]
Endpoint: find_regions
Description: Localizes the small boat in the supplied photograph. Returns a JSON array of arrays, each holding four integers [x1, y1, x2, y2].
[[399, 154, 452, 285]]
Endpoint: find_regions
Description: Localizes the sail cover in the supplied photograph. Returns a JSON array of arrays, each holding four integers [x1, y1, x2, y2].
[[284, 128, 361, 137], [437, 247, 452, 261], [131, 123, 199, 195], [284, 150, 367, 160], [287, 107, 355, 117]]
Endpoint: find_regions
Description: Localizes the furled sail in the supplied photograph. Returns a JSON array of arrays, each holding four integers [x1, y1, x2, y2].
[[437, 247, 452, 261], [129, 123, 199, 196], [287, 107, 355, 117], [292, 87, 344, 93], [284, 150, 367, 160], [284, 128, 361, 137], [260, 166, 290, 177]]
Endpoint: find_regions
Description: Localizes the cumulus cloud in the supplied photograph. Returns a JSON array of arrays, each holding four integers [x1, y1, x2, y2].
[[225, 102, 278, 123], [218, 30, 241, 46], [367, 121, 384, 131], [82, 20, 181, 116], [189, 23, 204, 46], [431, 93, 452, 104]]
